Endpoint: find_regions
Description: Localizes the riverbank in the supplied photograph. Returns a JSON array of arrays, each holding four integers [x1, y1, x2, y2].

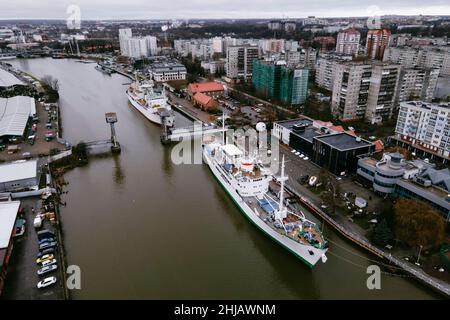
[[279, 144, 450, 298]]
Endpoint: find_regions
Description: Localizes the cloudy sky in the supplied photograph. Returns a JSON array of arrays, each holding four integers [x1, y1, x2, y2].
[[1, 0, 450, 20]]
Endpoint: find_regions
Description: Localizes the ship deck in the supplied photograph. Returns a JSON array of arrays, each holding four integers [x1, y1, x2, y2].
[[242, 194, 326, 249]]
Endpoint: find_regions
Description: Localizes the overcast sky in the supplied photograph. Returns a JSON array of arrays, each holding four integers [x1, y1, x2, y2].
[[1, 0, 450, 20]]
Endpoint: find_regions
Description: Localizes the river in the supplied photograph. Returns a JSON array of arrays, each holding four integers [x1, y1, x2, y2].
[[10, 58, 437, 299]]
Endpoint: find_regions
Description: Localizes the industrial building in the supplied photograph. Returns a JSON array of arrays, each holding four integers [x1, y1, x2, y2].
[[0, 96, 36, 139], [357, 153, 450, 220], [273, 118, 375, 175], [0, 200, 20, 296], [0, 68, 24, 87], [0, 160, 39, 192]]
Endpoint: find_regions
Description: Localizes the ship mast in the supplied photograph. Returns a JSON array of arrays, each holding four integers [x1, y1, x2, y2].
[[277, 155, 288, 220]]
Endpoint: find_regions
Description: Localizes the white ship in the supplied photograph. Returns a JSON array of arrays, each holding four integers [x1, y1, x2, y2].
[[126, 78, 174, 126], [202, 136, 328, 268]]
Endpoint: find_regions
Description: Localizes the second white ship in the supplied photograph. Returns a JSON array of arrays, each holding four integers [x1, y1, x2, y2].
[[126, 78, 174, 127]]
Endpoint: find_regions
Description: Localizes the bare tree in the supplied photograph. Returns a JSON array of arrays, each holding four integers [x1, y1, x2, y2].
[[42, 75, 60, 92]]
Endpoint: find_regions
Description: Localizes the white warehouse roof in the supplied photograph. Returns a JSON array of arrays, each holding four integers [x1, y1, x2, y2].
[[0, 96, 34, 137], [0, 160, 37, 184], [0, 68, 24, 87], [0, 201, 20, 248]]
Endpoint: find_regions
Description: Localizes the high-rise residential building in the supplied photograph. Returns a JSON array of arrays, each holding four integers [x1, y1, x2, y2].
[[315, 54, 354, 91], [395, 101, 450, 159], [396, 67, 439, 103], [336, 28, 360, 56], [383, 46, 450, 76], [127, 37, 148, 59], [331, 61, 400, 123], [145, 36, 158, 56], [212, 37, 223, 54], [259, 39, 285, 55], [366, 29, 391, 60], [252, 60, 309, 105], [280, 67, 309, 105], [119, 29, 157, 58], [284, 21, 297, 32], [268, 20, 282, 31], [365, 62, 401, 122], [226, 45, 259, 80], [119, 28, 132, 56]]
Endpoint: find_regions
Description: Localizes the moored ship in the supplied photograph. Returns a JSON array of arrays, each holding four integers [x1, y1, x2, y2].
[[202, 136, 328, 267], [126, 77, 175, 126]]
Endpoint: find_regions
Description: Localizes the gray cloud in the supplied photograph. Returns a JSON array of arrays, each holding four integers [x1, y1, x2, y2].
[[1, 0, 450, 19]]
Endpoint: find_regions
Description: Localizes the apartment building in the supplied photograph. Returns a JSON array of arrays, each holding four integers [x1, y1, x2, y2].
[[315, 54, 352, 91], [396, 67, 439, 103], [383, 46, 450, 76], [331, 61, 400, 123], [226, 45, 259, 80], [336, 28, 360, 56], [366, 29, 391, 60], [395, 101, 450, 159]]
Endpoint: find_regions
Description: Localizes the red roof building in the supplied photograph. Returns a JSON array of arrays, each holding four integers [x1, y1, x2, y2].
[[192, 92, 219, 111], [187, 81, 225, 99]]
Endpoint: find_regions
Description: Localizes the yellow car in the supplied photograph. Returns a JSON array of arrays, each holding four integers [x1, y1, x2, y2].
[[36, 254, 54, 264]]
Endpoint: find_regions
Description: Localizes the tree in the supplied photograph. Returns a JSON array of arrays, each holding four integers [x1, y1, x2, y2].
[[371, 219, 394, 246], [394, 199, 446, 248], [42, 75, 59, 92], [385, 146, 412, 160]]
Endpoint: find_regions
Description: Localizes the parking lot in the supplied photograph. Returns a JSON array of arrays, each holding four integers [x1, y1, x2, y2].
[[1, 197, 65, 300], [279, 145, 384, 215], [0, 101, 66, 162]]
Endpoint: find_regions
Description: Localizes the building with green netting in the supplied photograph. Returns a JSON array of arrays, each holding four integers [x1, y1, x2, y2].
[[252, 59, 309, 105]]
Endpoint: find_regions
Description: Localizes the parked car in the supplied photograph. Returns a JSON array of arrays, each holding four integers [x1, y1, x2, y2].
[[38, 237, 56, 245], [37, 264, 58, 276], [40, 259, 57, 268], [33, 215, 42, 228], [36, 254, 54, 264], [37, 276, 57, 289], [37, 229, 56, 241], [39, 241, 57, 251], [37, 248, 55, 258]]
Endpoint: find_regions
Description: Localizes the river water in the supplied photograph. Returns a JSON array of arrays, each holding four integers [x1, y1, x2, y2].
[[10, 58, 437, 299]]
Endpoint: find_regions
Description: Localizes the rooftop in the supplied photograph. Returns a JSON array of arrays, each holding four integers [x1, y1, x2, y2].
[[188, 81, 224, 94], [316, 133, 372, 150], [149, 62, 187, 73], [222, 144, 243, 157], [0, 201, 20, 249], [0, 68, 24, 87], [0, 160, 37, 184], [0, 96, 34, 137], [193, 92, 213, 106]]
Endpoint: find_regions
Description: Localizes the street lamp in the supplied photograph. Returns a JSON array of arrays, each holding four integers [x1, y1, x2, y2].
[[415, 245, 423, 266]]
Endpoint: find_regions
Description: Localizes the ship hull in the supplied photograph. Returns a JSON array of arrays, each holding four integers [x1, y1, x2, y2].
[[126, 91, 162, 125], [203, 149, 327, 268]]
